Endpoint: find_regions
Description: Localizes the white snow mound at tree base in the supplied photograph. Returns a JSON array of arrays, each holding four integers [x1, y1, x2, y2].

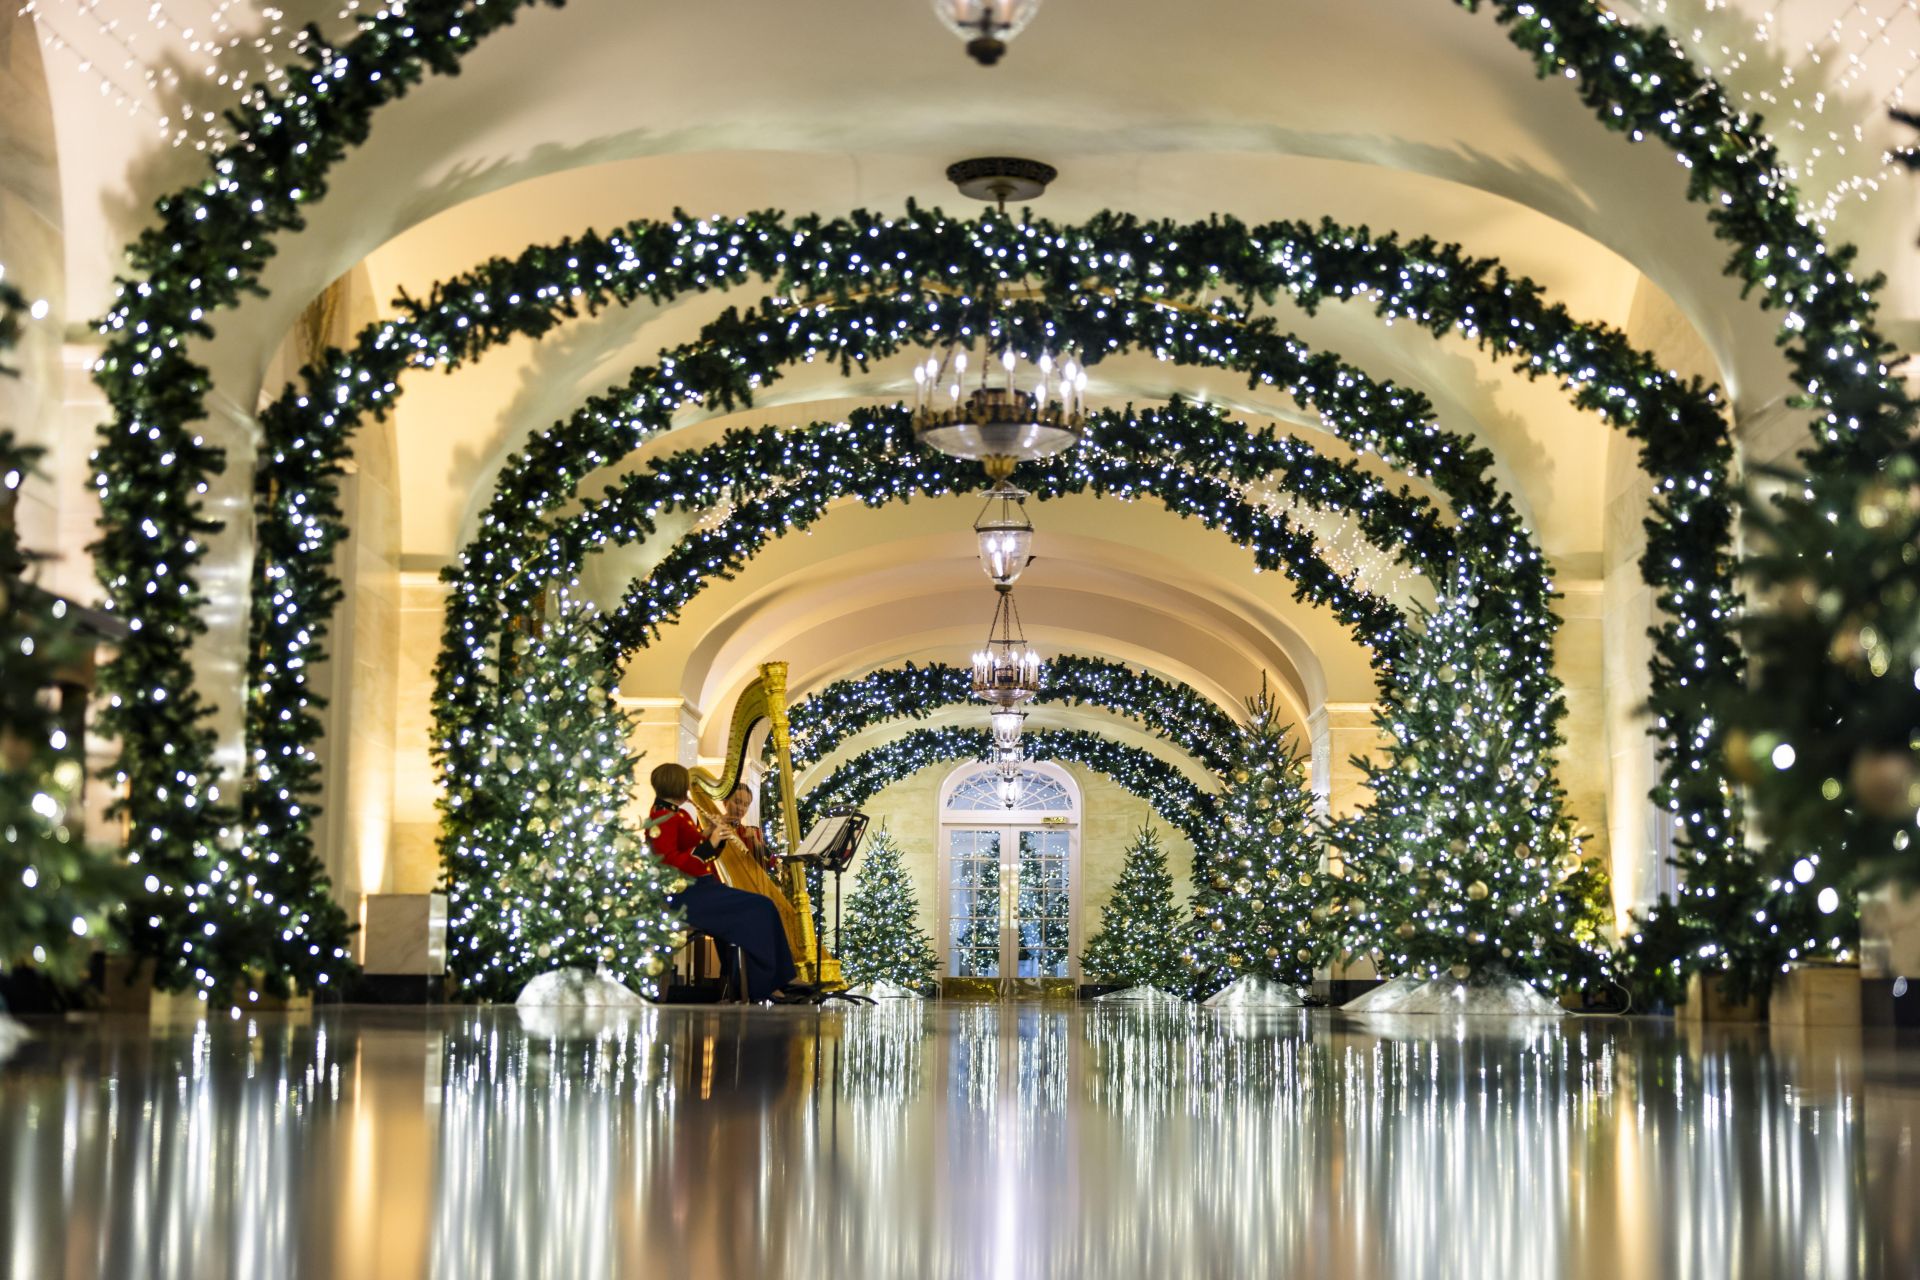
[[515, 968, 646, 1007], [1202, 976, 1305, 1008], [1345, 973, 1564, 1017]]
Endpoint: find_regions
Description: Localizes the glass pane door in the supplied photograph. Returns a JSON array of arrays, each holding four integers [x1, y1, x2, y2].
[[948, 829, 1003, 979], [1015, 829, 1071, 979]]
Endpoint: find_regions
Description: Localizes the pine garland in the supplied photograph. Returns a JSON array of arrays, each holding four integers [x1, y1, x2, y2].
[[84, 0, 1909, 1005], [798, 726, 1216, 854], [787, 655, 1241, 775]]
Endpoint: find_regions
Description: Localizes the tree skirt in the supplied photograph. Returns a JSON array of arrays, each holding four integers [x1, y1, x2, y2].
[[515, 968, 647, 1008], [844, 981, 927, 1001], [1201, 976, 1305, 1009], [1344, 972, 1564, 1017], [1339, 976, 1425, 1013], [1094, 985, 1187, 1005]]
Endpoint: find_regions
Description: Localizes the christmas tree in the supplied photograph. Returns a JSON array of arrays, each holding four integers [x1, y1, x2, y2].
[[0, 279, 138, 988], [1182, 684, 1327, 997], [837, 825, 939, 993], [1329, 589, 1613, 994], [454, 587, 683, 999], [1081, 824, 1186, 990]]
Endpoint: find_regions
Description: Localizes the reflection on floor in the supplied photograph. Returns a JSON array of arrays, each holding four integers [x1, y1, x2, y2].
[[1, 1003, 1915, 1279]]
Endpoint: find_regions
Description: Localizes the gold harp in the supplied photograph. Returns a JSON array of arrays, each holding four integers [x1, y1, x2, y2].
[[688, 662, 838, 986]]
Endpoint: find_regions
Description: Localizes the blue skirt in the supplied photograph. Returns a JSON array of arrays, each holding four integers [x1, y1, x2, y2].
[[668, 876, 797, 1003]]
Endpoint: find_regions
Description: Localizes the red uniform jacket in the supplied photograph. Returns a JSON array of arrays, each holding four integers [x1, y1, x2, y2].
[[649, 804, 719, 880]]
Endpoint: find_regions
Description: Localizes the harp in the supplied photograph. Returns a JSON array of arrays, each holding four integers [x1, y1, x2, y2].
[[688, 662, 839, 987]]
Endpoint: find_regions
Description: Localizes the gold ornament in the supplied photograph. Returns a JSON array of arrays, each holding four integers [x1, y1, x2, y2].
[[1267, 820, 1285, 835], [1396, 923, 1416, 939], [1295, 948, 1312, 963], [1449, 963, 1471, 980], [1297, 872, 1313, 886], [1467, 880, 1489, 901]]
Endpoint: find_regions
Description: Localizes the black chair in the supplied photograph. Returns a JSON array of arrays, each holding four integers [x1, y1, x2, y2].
[[681, 930, 749, 1003]]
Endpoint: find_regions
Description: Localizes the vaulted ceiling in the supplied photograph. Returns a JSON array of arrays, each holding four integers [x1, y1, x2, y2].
[[17, 0, 1920, 744]]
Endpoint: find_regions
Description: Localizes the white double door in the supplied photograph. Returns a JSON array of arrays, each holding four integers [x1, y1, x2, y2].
[[946, 825, 1074, 985]]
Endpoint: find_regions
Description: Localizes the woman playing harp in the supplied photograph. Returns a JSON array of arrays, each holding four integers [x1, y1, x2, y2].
[[723, 782, 778, 873]]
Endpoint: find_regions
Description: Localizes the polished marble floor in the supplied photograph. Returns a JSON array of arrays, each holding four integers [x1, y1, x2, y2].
[[0, 1002, 1915, 1279]]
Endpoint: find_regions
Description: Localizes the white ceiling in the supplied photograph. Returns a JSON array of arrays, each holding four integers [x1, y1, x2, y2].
[[19, 0, 1920, 735]]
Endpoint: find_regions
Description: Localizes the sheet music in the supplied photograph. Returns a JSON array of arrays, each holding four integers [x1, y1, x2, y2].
[[796, 814, 854, 861]]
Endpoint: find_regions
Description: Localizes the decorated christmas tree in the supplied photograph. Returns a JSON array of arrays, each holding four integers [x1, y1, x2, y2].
[[837, 825, 939, 993], [1183, 685, 1327, 998], [0, 281, 138, 988], [1081, 824, 1186, 990], [1329, 590, 1613, 995], [1, 447, 139, 988], [460, 587, 683, 999]]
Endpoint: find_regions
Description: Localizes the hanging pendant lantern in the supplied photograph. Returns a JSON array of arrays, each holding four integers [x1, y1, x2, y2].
[[974, 484, 1034, 586], [930, 0, 1042, 66], [990, 707, 1027, 755]]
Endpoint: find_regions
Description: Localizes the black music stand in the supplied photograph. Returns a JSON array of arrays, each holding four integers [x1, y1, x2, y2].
[[790, 809, 869, 1000]]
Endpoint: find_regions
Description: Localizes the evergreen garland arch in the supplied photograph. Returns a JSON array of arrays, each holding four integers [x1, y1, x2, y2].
[[797, 727, 1216, 854], [82, 0, 1915, 1002], [384, 233, 1679, 994], [785, 656, 1242, 776]]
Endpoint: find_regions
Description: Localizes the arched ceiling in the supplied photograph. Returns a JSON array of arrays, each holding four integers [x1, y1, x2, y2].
[[24, 0, 1919, 784], [41, 0, 1919, 415], [384, 259, 1614, 573], [601, 497, 1396, 752]]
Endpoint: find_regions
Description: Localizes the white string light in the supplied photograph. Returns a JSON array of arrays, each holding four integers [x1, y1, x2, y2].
[[1627, 0, 1920, 224], [21, 0, 355, 150]]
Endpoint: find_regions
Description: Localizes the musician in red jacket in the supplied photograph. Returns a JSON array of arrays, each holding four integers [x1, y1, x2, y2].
[[648, 762, 798, 1003]]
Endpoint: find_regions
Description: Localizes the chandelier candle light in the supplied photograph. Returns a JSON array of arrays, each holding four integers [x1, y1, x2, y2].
[[971, 588, 1043, 709], [912, 346, 1086, 485]]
